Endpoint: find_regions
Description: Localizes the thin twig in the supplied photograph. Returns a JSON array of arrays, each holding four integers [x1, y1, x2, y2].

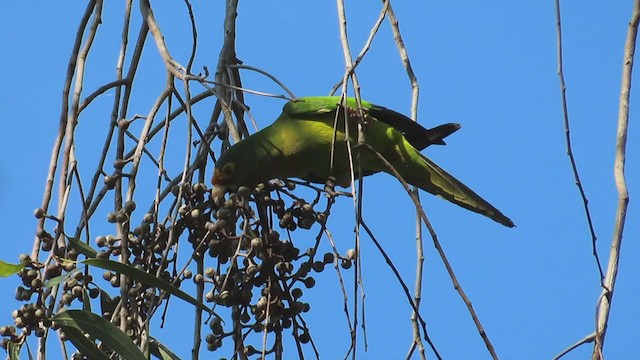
[[553, 333, 595, 360], [362, 143, 499, 359], [229, 64, 297, 99], [554, 0, 604, 283], [360, 220, 441, 360]]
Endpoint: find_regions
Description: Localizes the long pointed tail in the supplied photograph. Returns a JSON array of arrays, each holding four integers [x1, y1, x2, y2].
[[409, 154, 515, 227]]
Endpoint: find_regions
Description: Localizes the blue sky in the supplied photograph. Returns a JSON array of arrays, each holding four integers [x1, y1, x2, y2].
[[1, 1, 639, 359]]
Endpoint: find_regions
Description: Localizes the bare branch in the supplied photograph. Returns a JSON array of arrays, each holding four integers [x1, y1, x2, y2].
[[554, 0, 604, 283], [591, 0, 637, 357]]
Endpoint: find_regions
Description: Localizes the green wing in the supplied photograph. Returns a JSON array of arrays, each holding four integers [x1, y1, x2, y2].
[[283, 96, 460, 150]]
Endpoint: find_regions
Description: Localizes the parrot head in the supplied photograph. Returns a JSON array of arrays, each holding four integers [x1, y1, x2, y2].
[[211, 160, 237, 197], [212, 162, 236, 186]]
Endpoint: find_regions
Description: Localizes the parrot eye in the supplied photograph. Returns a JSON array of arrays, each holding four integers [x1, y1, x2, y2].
[[222, 163, 235, 177]]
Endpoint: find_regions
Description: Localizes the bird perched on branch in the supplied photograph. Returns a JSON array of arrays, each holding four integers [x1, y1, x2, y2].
[[212, 96, 514, 227]]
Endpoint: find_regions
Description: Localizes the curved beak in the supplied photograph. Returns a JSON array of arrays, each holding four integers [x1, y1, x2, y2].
[[212, 168, 222, 186], [211, 168, 226, 197]]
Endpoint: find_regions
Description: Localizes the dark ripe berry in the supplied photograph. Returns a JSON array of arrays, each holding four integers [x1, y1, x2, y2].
[[34, 327, 45, 337], [124, 200, 136, 214], [190, 209, 202, 220], [193, 183, 207, 196], [36, 229, 49, 239], [183, 269, 193, 279], [297, 262, 311, 278], [41, 241, 53, 252], [61, 293, 74, 306], [299, 331, 310, 344], [291, 288, 303, 299], [178, 205, 190, 217], [212, 194, 225, 210], [0, 326, 10, 337], [106, 212, 117, 223], [311, 261, 324, 273], [194, 274, 205, 285], [104, 175, 117, 189], [237, 186, 251, 198], [89, 288, 100, 299], [115, 211, 128, 223], [25, 269, 37, 281], [14, 288, 25, 301], [341, 259, 352, 269], [302, 277, 316, 289], [219, 290, 230, 303], [113, 159, 126, 170], [95, 236, 107, 247], [143, 213, 154, 223], [33, 208, 45, 219], [323, 252, 335, 264], [298, 217, 314, 229], [18, 254, 31, 263], [13, 317, 24, 329], [30, 278, 43, 289]]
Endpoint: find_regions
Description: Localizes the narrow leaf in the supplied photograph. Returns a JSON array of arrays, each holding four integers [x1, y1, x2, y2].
[[52, 310, 145, 360], [60, 325, 111, 360], [83, 258, 217, 316], [0, 260, 25, 277], [67, 237, 98, 258], [149, 337, 181, 360]]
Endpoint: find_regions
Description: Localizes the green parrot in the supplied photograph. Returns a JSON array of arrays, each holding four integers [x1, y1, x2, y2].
[[212, 96, 514, 227]]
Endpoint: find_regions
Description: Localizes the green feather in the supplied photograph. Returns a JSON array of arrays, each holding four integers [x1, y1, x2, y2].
[[214, 96, 514, 227]]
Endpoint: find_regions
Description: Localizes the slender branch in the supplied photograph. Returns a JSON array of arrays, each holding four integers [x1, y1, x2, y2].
[[362, 143, 499, 359], [554, 0, 604, 283], [359, 220, 441, 360], [553, 333, 595, 360], [591, 0, 637, 358]]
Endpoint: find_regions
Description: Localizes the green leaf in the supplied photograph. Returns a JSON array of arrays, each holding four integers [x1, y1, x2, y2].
[[52, 310, 145, 360], [99, 289, 116, 317], [83, 258, 217, 316], [0, 260, 26, 277], [43, 269, 81, 288], [67, 237, 98, 258], [7, 340, 21, 360], [149, 337, 181, 360], [60, 325, 111, 360]]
